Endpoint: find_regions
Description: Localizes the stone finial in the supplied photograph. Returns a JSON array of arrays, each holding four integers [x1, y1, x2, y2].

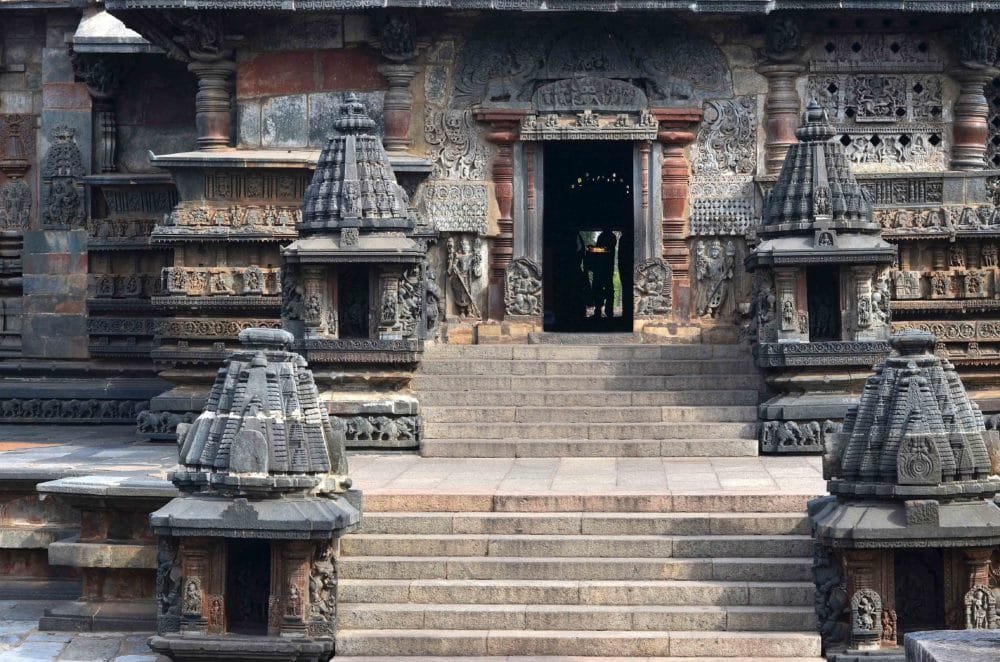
[[829, 330, 999, 500], [761, 99, 873, 230], [300, 94, 410, 231], [172, 327, 350, 497]]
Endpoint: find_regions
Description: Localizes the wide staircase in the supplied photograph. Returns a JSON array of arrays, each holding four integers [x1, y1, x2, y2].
[[336, 492, 822, 659], [335, 340, 822, 659], [413, 342, 765, 458]]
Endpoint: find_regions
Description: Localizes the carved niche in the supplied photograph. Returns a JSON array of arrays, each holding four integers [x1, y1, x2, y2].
[[851, 588, 884, 649], [0, 114, 33, 229], [504, 257, 541, 318], [694, 239, 736, 318], [41, 126, 86, 228]]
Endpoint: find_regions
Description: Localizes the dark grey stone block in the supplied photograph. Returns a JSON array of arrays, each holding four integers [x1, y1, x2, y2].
[[41, 47, 74, 84], [238, 99, 261, 148], [261, 94, 307, 148], [23, 229, 88, 254], [308, 91, 384, 147]]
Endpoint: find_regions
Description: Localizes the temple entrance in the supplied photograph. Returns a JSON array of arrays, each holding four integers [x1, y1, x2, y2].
[[225, 539, 270, 635], [807, 266, 841, 341], [542, 141, 634, 332]]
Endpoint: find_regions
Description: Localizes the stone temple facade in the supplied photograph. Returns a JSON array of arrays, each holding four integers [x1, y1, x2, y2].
[[5, 0, 1000, 659], [3, 2, 1000, 456]]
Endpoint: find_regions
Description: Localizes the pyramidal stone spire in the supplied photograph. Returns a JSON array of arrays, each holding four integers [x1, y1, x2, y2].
[[172, 328, 351, 497], [762, 99, 876, 232], [300, 93, 410, 232], [827, 329, 999, 500]]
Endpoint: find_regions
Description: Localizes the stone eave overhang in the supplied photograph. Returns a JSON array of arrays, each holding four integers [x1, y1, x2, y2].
[[811, 496, 1000, 549], [0, 1, 89, 10], [103, 0, 1000, 13], [745, 248, 897, 270], [754, 340, 891, 369], [149, 149, 430, 176]]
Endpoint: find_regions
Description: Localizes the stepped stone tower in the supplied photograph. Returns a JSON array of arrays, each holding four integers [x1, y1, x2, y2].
[[810, 329, 1000, 659], [283, 93, 431, 452], [748, 99, 897, 455], [149, 327, 360, 662]]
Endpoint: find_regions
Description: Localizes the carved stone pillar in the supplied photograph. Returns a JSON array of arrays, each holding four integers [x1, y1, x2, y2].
[[758, 63, 806, 175], [475, 109, 525, 319], [72, 53, 128, 172], [378, 64, 417, 153], [651, 108, 700, 316], [189, 59, 237, 151], [950, 66, 998, 171]]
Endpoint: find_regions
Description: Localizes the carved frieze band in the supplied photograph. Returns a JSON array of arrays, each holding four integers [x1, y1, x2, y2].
[[204, 172, 308, 201], [877, 205, 1000, 237], [519, 111, 658, 141], [0, 398, 148, 424], [161, 203, 301, 235], [161, 266, 280, 297], [156, 318, 282, 340], [761, 420, 842, 454]]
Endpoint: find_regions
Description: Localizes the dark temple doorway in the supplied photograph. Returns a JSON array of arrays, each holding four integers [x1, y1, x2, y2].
[[225, 539, 270, 635], [807, 266, 841, 341], [543, 141, 634, 332]]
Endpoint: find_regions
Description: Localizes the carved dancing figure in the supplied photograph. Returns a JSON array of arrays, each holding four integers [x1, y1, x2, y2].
[[695, 239, 736, 317], [447, 236, 482, 318]]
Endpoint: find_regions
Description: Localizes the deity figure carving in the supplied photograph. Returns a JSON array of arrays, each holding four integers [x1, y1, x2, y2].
[[964, 585, 996, 629], [634, 258, 673, 316], [984, 244, 999, 267], [182, 576, 202, 616], [446, 236, 482, 318], [694, 239, 736, 317], [949, 244, 967, 268], [504, 258, 542, 317]]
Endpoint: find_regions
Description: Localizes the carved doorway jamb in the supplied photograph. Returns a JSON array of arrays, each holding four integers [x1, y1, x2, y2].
[[652, 108, 701, 317], [476, 108, 528, 319]]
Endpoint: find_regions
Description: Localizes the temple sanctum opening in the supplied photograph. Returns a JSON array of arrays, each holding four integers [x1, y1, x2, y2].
[[543, 140, 634, 332]]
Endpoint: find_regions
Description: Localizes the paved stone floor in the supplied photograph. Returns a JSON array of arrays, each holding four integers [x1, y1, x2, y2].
[[0, 600, 159, 661], [350, 454, 825, 495], [0, 425, 826, 660]]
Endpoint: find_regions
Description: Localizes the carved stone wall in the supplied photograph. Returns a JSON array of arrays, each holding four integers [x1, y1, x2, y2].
[[805, 29, 952, 173]]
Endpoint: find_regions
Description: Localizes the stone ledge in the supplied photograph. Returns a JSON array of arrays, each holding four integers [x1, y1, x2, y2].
[[48, 538, 157, 570]]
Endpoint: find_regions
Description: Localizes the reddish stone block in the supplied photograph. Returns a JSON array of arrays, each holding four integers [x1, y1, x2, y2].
[[41, 83, 91, 111], [237, 51, 316, 99], [319, 48, 386, 91]]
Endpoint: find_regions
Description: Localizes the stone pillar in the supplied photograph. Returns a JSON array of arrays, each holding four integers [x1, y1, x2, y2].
[[651, 108, 700, 317], [189, 59, 237, 151], [475, 109, 525, 319], [950, 66, 998, 171], [377, 64, 417, 153], [758, 63, 806, 175], [72, 53, 128, 173]]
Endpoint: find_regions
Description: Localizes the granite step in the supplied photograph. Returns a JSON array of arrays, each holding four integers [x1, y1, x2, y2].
[[418, 359, 758, 376], [337, 603, 818, 632], [417, 390, 760, 407], [362, 493, 818, 514], [411, 374, 765, 392], [424, 343, 751, 360], [336, 657, 825, 662], [419, 438, 759, 458], [359, 512, 811, 536], [422, 422, 759, 440], [338, 579, 816, 606], [422, 406, 759, 424], [340, 534, 813, 558], [335, 629, 822, 657]]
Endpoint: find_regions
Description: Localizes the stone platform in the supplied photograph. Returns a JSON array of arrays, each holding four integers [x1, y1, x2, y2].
[[0, 425, 826, 661]]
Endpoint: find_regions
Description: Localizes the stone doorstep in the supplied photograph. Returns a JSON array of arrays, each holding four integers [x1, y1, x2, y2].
[[418, 438, 759, 458], [0, 578, 81, 601]]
